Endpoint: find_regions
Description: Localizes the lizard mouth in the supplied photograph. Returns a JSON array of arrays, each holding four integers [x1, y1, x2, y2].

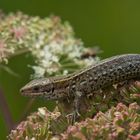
[[21, 90, 53, 100], [21, 91, 43, 97], [20, 88, 43, 97]]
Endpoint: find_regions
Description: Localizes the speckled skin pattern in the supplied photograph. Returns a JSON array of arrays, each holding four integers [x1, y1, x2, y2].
[[21, 54, 140, 100]]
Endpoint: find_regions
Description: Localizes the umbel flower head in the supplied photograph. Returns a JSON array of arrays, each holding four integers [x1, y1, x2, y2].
[[61, 103, 140, 140], [8, 103, 140, 140], [0, 11, 100, 77]]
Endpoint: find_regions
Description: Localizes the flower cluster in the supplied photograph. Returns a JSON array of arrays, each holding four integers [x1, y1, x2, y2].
[[8, 103, 140, 140], [0, 11, 100, 77], [0, 12, 31, 63], [8, 107, 68, 140], [61, 103, 140, 140]]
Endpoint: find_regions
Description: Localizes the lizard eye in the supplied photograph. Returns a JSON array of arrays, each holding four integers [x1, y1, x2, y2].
[[33, 86, 39, 91]]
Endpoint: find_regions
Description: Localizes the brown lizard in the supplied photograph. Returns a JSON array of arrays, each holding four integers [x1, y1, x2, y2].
[[20, 54, 140, 120]]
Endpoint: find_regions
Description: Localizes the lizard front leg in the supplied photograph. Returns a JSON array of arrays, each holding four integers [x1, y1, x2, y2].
[[67, 91, 83, 124]]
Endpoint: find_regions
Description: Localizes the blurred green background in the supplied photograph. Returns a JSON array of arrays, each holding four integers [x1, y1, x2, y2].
[[1, 0, 140, 139]]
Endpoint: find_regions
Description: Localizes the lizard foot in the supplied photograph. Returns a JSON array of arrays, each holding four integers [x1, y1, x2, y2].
[[66, 110, 81, 124]]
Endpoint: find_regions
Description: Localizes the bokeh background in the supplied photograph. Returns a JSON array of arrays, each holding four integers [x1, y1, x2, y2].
[[0, 0, 140, 139]]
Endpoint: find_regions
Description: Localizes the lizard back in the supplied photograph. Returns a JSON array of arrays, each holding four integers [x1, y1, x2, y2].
[[67, 54, 140, 95]]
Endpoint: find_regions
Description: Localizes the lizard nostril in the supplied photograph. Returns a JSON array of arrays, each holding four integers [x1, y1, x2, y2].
[[20, 89, 24, 93]]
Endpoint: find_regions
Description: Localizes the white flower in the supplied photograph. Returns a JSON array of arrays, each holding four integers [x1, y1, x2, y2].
[[32, 66, 45, 78], [27, 15, 100, 77], [63, 70, 68, 75], [38, 108, 46, 116], [67, 45, 83, 58], [83, 57, 100, 66]]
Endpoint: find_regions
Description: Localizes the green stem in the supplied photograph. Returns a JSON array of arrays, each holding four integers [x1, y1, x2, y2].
[[9, 48, 30, 58]]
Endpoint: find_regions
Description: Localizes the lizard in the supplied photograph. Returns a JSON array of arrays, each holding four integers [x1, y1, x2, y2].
[[20, 54, 140, 120]]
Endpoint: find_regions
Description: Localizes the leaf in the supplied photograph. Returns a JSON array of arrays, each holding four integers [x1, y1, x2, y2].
[[0, 64, 19, 77]]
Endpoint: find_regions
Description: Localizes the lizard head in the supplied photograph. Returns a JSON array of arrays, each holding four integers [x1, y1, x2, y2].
[[20, 78, 55, 99]]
